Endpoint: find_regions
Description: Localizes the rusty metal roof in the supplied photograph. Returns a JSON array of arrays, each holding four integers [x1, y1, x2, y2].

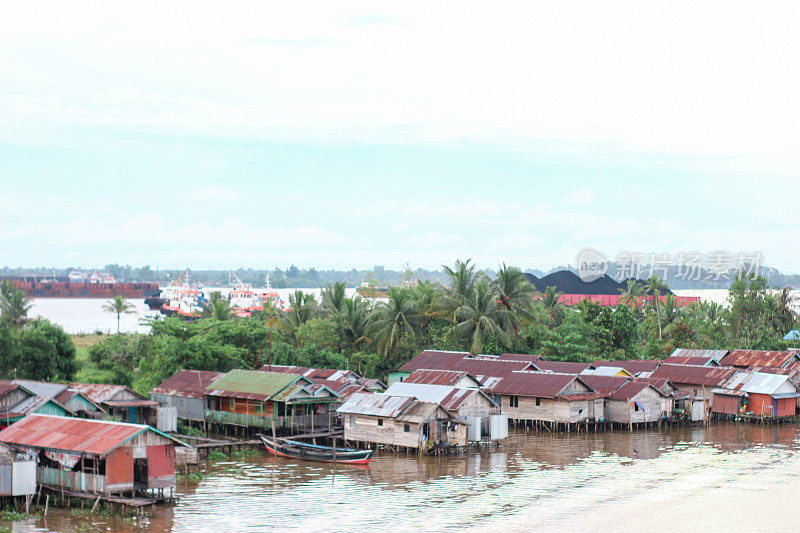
[[396, 401, 453, 423], [650, 364, 737, 387], [0, 414, 150, 455], [398, 350, 472, 372], [150, 370, 226, 399], [337, 393, 415, 417], [633, 377, 677, 393], [720, 350, 799, 368], [592, 360, 661, 374], [356, 378, 387, 391], [448, 358, 535, 381], [0, 381, 19, 398], [206, 370, 301, 402], [384, 382, 491, 411], [257, 364, 314, 375], [718, 371, 799, 395], [489, 371, 591, 398], [404, 369, 481, 387], [103, 399, 159, 407], [69, 383, 145, 404], [662, 355, 720, 366], [499, 353, 545, 362], [533, 361, 594, 373], [609, 381, 663, 400], [14, 380, 68, 398], [578, 375, 629, 394]]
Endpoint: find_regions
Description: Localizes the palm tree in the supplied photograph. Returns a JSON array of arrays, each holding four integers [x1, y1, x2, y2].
[[369, 287, 420, 360], [494, 263, 536, 335], [542, 286, 563, 329], [453, 280, 512, 355], [281, 290, 319, 343], [440, 259, 484, 315], [1, 286, 33, 329], [773, 287, 799, 332], [411, 280, 440, 324], [102, 295, 136, 333], [645, 275, 669, 339], [202, 291, 233, 321], [321, 282, 347, 314], [618, 280, 645, 312], [338, 296, 371, 352]]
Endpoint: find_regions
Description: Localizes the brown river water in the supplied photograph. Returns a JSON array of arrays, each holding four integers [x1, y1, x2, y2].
[[5, 424, 800, 532]]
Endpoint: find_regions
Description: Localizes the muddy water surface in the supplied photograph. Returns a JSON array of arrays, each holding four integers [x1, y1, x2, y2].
[[6, 424, 800, 532]]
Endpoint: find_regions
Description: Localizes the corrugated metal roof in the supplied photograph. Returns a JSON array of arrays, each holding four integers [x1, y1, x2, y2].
[[337, 393, 415, 417], [396, 401, 451, 423], [206, 370, 301, 401], [448, 359, 535, 383], [720, 350, 799, 369], [533, 361, 594, 373], [650, 364, 737, 387], [633, 377, 677, 393], [0, 381, 19, 398], [668, 348, 728, 362], [579, 375, 630, 394], [404, 369, 480, 387], [609, 381, 662, 400], [0, 414, 148, 455], [69, 383, 145, 404], [384, 382, 487, 411], [11, 395, 68, 415], [718, 371, 798, 395], [150, 370, 226, 399], [103, 399, 159, 407], [592, 360, 661, 374], [257, 364, 314, 375], [662, 356, 719, 366], [581, 366, 632, 377], [356, 378, 386, 391], [14, 380, 68, 398], [488, 372, 590, 398], [398, 350, 472, 373], [499, 353, 545, 362]]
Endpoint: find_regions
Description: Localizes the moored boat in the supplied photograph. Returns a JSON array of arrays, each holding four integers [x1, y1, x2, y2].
[[258, 434, 373, 465]]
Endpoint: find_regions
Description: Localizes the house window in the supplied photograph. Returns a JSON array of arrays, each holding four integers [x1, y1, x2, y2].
[[509, 396, 519, 408], [634, 403, 640, 412], [404, 424, 410, 432], [535, 398, 541, 406], [349, 415, 355, 428], [378, 418, 384, 426]]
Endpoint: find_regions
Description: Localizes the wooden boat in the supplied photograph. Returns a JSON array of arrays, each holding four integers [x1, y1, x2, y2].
[[258, 434, 374, 465]]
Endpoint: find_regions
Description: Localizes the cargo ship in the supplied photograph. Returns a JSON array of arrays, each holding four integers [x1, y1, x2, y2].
[[5, 274, 160, 299]]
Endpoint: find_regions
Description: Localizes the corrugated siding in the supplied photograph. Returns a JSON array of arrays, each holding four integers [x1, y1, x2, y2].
[[146, 445, 174, 478], [712, 394, 740, 415], [106, 447, 133, 486], [37, 466, 105, 493]]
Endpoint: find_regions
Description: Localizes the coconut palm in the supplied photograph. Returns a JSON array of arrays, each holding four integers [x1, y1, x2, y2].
[[338, 296, 372, 352], [453, 280, 512, 355], [773, 287, 799, 332], [618, 280, 645, 312], [1, 285, 33, 330], [440, 259, 485, 316], [202, 291, 233, 321], [102, 295, 136, 333], [645, 275, 669, 339], [281, 290, 319, 340], [411, 280, 440, 324], [494, 263, 536, 335], [321, 282, 347, 314], [542, 286, 563, 329], [369, 287, 420, 360]]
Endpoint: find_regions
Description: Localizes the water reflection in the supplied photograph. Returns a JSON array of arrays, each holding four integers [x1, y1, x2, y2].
[[7, 423, 800, 532]]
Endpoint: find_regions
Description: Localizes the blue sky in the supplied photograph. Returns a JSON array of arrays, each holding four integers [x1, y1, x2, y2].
[[1, 2, 799, 272]]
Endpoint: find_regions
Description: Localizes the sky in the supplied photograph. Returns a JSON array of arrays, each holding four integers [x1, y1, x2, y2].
[[1, 1, 799, 272]]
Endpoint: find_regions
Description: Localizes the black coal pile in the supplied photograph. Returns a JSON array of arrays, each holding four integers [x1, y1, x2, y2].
[[524, 270, 670, 295]]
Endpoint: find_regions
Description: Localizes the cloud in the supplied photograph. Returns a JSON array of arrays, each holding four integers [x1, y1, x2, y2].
[[564, 189, 596, 205], [186, 185, 238, 202]]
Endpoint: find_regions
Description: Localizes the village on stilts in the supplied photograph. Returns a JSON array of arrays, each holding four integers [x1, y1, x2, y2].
[[2, 346, 800, 516]]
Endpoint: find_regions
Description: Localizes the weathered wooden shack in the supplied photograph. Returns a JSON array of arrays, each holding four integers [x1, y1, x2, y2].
[[15, 380, 104, 418], [605, 382, 666, 426], [488, 372, 601, 428], [70, 383, 159, 425], [0, 443, 36, 498], [649, 364, 738, 401], [0, 414, 181, 495], [384, 381, 499, 438], [204, 370, 340, 431], [338, 393, 467, 450], [712, 371, 800, 419], [149, 370, 225, 423]]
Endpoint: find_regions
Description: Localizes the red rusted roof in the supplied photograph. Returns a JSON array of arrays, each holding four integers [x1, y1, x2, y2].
[[257, 364, 314, 375], [404, 369, 480, 386], [150, 370, 226, 399], [579, 375, 629, 394], [634, 377, 676, 392], [398, 350, 471, 373], [558, 392, 605, 400], [609, 381, 662, 400], [533, 361, 593, 374], [0, 381, 19, 398], [500, 353, 545, 362], [662, 356, 718, 366], [593, 360, 661, 374], [0, 414, 148, 455], [449, 358, 535, 379], [650, 364, 737, 387], [489, 372, 591, 398], [69, 383, 145, 404], [719, 350, 799, 368]]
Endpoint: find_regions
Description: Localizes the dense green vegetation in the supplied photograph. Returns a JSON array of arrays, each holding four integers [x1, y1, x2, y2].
[[2, 261, 798, 396]]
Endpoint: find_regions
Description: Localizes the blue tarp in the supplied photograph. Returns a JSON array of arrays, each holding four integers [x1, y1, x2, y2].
[[784, 330, 800, 340]]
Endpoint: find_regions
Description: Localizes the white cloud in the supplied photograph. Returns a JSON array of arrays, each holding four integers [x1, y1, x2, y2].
[[564, 189, 596, 205]]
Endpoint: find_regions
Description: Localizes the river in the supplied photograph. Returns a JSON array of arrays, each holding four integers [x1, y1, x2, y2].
[[6, 424, 800, 532]]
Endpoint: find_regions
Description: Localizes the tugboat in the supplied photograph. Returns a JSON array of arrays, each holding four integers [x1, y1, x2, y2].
[[153, 269, 206, 319]]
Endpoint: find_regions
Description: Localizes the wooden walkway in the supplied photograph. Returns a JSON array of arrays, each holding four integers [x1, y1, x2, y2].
[[40, 484, 171, 508]]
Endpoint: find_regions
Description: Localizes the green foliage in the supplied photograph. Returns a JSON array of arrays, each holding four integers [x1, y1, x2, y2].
[[1, 319, 78, 380], [296, 317, 339, 350]]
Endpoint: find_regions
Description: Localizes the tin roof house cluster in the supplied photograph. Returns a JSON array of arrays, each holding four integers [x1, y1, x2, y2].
[[0, 380, 105, 428]]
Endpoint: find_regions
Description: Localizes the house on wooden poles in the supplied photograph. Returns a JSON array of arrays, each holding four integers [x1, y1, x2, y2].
[[70, 383, 160, 426], [149, 370, 225, 426], [338, 393, 467, 451], [488, 372, 601, 430], [604, 381, 667, 428], [0, 442, 36, 499], [0, 414, 183, 496], [203, 370, 340, 434], [711, 371, 800, 420], [383, 381, 503, 440], [0, 380, 74, 428]]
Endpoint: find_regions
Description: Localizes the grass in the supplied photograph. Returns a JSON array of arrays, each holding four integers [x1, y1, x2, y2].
[[206, 450, 228, 462], [0, 510, 35, 521], [70, 334, 116, 383]]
